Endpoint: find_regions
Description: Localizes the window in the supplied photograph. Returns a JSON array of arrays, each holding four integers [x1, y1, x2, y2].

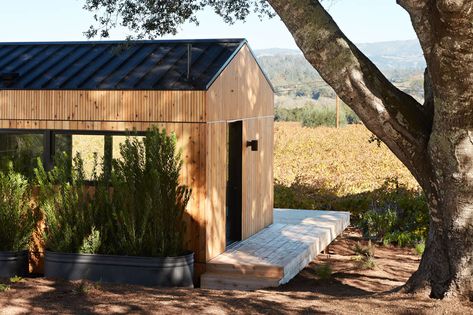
[[53, 132, 145, 180], [0, 132, 43, 178], [0, 130, 146, 180]]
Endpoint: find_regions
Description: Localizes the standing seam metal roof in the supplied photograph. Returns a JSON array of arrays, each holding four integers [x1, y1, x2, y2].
[[0, 39, 261, 91]]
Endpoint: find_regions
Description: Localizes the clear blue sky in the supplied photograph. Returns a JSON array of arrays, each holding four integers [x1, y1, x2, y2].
[[0, 0, 417, 49]]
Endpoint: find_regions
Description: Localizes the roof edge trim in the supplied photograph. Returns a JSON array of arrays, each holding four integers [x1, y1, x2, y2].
[[204, 41, 275, 93], [0, 38, 247, 46]]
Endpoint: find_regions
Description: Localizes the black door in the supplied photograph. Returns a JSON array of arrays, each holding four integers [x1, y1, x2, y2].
[[226, 121, 243, 246]]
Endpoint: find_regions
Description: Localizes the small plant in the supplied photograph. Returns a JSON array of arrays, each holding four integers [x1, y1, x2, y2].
[[9, 276, 23, 283], [73, 281, 92, 295], [383, 231, 419, 247], [79, 227, 101, 254], [360, 209, 397, 241], [0, 284, 10, 292], [0, 163, 35, 252], [352, 241, 376, 270], [314, 263, 332, 280], [415, 241, 425, 256]]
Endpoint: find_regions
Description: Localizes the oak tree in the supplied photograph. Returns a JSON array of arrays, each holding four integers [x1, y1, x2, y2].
[[83, 0, 473, 299]]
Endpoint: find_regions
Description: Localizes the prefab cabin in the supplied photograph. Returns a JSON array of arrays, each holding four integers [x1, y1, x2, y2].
[[0, 39, 274, 276]]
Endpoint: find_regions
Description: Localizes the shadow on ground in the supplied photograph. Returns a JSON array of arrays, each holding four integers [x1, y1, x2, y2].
[[1, 228, 471, 314]]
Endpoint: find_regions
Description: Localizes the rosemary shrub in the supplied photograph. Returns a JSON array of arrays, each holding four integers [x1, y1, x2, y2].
[[95, 128, 191, 257], [35, 153, 97, 253], [0, 163, 35, 252], [39, 127, 190, 257]]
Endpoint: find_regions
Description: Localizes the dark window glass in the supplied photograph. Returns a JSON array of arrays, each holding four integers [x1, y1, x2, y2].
[[0, 133, 43, 178]]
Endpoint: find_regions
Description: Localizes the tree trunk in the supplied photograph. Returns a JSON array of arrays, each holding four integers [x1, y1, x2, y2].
[[407, 127, 473, 299], [267, 0, 473, 299], [404, 0, 473, 299]]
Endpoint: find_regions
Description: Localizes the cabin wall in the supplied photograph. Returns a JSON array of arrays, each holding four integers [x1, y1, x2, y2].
[[205, 122, 228, 260], [0, 90, 206, 129], [206, 45, 273, 121], [205, 44, 274, 260], [242, 117, 274, 239]]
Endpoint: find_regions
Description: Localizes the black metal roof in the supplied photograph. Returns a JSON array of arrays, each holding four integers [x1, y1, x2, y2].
[[0, 39, 254, 90]]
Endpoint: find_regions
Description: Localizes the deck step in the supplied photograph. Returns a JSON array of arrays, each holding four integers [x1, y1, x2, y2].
[[201, 272, 280, 290], [205, 262, 283, 279]]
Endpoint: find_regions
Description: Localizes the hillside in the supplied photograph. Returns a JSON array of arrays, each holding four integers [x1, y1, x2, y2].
[[255, 40, 425, 107]]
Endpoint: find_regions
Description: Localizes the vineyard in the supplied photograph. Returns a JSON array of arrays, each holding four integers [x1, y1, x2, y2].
[[274, 122, 424, 221]]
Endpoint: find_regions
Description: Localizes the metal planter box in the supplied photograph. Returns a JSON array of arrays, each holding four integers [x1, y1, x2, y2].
[[44, 251, 194, 287], [0, 251, 28, 278]]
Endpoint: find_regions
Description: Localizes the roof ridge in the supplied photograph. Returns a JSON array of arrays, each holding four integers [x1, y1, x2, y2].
[[0, 39, 247, 46]]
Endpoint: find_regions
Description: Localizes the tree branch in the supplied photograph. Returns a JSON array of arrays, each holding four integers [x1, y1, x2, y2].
[[268, 0, 432, 180]]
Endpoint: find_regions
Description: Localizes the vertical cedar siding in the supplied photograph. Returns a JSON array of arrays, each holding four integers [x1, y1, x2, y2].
[[205, 44, 274, 258]]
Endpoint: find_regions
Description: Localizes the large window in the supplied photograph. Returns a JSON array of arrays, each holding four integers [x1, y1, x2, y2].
[[0, 132, 44, 178], [53, 132, 144, 180], [0, 130, 145, 180]]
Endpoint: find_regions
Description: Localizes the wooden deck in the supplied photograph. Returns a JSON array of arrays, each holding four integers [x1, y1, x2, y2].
[[201, 209, 350, 290]]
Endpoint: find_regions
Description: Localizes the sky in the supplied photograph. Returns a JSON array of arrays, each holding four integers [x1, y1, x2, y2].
[[0, 0, 417, 50]]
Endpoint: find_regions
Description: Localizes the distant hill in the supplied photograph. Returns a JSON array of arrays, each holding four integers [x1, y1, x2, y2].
[[253, 48, 301, 57], [255, 39, 426, 70], [255, 40, 425, 106], [357, 40, 425, 70]]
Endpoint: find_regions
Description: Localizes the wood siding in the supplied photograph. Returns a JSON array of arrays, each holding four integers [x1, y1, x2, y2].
[[206, 44, 274, 122], [0, 90, 206, 126], [204, 44, 274, 259], [205, 122, 228, 260], [242, 117, 274, 239]]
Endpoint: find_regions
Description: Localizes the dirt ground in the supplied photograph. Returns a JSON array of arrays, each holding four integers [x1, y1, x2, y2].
[[1, 228, 472, 315]]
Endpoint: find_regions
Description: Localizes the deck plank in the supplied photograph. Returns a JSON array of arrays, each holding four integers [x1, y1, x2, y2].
[[202, 209, 350, 290]]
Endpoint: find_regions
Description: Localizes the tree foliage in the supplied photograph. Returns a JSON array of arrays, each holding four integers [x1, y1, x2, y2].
[[84, 0, 273, 38]]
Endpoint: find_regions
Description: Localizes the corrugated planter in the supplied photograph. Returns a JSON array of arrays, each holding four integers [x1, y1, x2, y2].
[[44, 250, 194, 287], [0, 251, 28, 278]]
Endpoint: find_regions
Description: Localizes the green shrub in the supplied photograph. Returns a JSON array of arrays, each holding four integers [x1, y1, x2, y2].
[[0, 284, 10, 292], [36, 153, 96, 253], [0, 163, 35, 252], [78, 227, 101, 254], [94, 128, 191, 257], [274, 106, 306, 122], [275, 103, 359, 127], [352, 241, 376, 269], [415, 241, 425, 256], [353, 178, 428, 247], [0, 134, 44, 179], [38, 127, 190, 258], [302, 106, 347, 128], [383, 231, 419, 247], [360, 208, 397, 240], [314, 263, 332, 280]]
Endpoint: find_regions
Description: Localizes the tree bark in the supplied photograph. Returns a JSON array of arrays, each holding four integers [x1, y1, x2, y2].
[[403, 0, 473, 299], [408, 129, 473, 299], [268, 0, 473, 299]]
